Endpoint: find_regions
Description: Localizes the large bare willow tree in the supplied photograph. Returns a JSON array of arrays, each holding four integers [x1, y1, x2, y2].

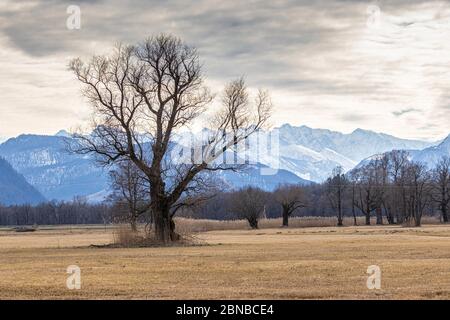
[[69, 34, 272, 242]]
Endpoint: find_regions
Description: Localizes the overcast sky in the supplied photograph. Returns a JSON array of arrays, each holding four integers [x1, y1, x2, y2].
[[0, 0, 449, 141]]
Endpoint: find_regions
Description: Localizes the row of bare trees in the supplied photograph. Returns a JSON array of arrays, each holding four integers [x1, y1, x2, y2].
[[1, 154, 447, 229], [0, 199, 112, 226], [190, 185, 307, 229], [325, 152, 450, 227], [180, 153, 449, 229]]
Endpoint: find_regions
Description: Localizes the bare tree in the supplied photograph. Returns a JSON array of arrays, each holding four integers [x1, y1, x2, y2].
[[373, 155, 390, 225], [432, 156, 450, 223], [69, 34, 271, 242], [385, 150, 410, 224], [274, 184, 307, 227], [230, 187, 268, 229], [351, 165, 378, 225], [350, 179, 358, 226], [326, 166, 347, 226], [405, 162, 432, 226], [109, 161, 150, 231]]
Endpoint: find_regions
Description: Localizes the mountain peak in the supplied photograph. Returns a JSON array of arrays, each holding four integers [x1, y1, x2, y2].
[[55, 130, 71, 137], [351, 128, 375, 135], [439, 134, 450, 149]]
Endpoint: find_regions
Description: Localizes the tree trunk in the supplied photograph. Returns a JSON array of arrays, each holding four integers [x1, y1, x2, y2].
[[386, 207, 395, 224], [376, 207, 383, 225], [282, 208, 289, 227], [352, 186, 357, 226], [337, 216, 343, 226], [365, 194, 371, 225], [248, 217, 259, 229], [337, 190, 343, 226], [441, 203, 448, 223], [365, 213, 370, 225], [130, 216, 138, 232], [153, 205, 180, 243], [415, 212, 421, 227]]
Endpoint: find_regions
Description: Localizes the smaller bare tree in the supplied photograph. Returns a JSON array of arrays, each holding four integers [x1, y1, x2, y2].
[[432, 156, 450, 223], [109, 161, 151, 231], [326, 166, 348, 226], [405, 162, 432, 226], [230, 187, 267, 229], [274, 184, 307, 227]]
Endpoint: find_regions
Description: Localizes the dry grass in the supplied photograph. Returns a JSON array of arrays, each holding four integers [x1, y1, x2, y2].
[[0, 221, 449, 299], [174, 216, 441, 233], [110, 224, 202, 248]]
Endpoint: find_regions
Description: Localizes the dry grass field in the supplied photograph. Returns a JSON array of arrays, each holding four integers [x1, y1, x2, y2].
[[0, 218, 449, 299]]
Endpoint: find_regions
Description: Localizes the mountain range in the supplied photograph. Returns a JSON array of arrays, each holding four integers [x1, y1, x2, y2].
[[0, 125, 447, 205], [0, 157, 46, 205], [356, 133, 450, 169], [248, 124, 435, 182], [411, 134, 450, 166], [0, 133, 109, 201]]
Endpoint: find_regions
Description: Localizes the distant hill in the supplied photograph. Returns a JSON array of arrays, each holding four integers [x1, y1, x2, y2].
[[353, 134, 450, 170], [0, 134, 109, 201], [0, 157, 46, 205], [218, 163, 312, 191], [412, 134, 450, 167]]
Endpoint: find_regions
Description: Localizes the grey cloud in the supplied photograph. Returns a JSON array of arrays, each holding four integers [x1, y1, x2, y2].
[[392, 108, 421, 117], [1, 0, 442, 93], [1, 0, 449, 139], [339, 113, 369, 122]]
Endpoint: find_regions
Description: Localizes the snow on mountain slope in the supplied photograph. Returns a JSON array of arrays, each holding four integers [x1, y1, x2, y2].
[[413, 134, 450, 167], [172, 133, 312, 189], [271, 124, 434, 181], [217, 163, 311, 191], [353, 135, 449, 171], [0, 132, 311, 203], [0, 157, 46, 205], [0, 134, 109, 201], [239, 125, 432, 182], [278, 124, 432, 160], [267, 144, 356, 182]]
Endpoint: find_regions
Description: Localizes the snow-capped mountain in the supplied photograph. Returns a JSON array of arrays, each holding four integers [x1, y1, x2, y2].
[[0, 131, 310, 203], [411, 134, 450, 167], [246, 124, 435, 182], [0, 134, 109, 201], [0, 157, 46, 205], [217, 163, 311, 191], [277, 124, 432, 160], [0, 125, 440, 204], [354, 134, 450, 170]]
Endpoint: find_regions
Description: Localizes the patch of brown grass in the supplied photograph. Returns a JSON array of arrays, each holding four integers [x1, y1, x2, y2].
[[110, 224, 203, 248], [0, 224, 449, 299], [174, 216, 442, 233]]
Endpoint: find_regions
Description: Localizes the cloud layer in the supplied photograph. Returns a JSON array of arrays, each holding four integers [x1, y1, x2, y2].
[[0, 0, 449, 140]]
